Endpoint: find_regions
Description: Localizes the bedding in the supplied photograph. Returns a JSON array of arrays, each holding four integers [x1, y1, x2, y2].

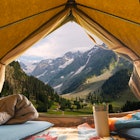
[[117, 128, 140, 140], [0, 94, 38, 125], [26, 123, 125, 140], [0, 121, 53, 140], [109, 112, 140, 131], [108, 112, 140, 139]]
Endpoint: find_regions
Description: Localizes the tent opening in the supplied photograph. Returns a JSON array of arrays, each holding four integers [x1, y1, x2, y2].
[[0, 0, 140, 99]]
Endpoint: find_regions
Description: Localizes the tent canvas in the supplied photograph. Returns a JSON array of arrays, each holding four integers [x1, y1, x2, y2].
[[0, 0, 140, 98]]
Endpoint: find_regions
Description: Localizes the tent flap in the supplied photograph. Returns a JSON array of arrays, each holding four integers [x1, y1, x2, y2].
[[129, 60, 140, 100]]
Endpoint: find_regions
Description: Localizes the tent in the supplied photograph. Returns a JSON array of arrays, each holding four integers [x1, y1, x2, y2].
[[0, 0, 140, 98]]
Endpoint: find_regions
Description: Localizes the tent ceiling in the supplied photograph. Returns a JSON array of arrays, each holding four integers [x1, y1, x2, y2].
[[0, 0, 140, 97], [0, 0, 140, 60]]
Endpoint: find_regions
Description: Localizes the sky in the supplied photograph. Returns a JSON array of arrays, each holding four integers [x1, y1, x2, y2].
[[18, 22, 102, 62]]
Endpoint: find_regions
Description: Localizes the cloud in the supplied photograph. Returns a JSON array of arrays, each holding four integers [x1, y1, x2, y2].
[[21, 22, 102, 59]]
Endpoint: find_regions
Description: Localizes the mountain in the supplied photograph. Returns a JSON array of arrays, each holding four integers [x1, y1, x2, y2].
[[31, 51, 82, 84], [50, 46, 116, 94], [19, 60, 39, 74], [2, 59, 137, 114], [23, 44, 132, 94], [1, 61, 63, 112]]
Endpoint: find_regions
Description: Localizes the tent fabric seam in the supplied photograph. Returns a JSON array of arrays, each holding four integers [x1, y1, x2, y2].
[[0, 62, 5, 65], [0, 4, 66, 29], [77, 3, 140, 26], [74, 7, 118, 45]]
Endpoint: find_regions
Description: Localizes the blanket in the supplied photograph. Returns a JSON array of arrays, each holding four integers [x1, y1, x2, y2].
[[109, 112, 140, 131], [26, 123, 125, 140], [0, 94, 38, 125]]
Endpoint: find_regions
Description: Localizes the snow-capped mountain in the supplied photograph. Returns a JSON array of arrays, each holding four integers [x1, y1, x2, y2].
[[29, 44, 117, 93], [19, 44, 132, 94], [19, 61, 38, 74], [31, 51, 82, 84], [48, 46, 117, 94]]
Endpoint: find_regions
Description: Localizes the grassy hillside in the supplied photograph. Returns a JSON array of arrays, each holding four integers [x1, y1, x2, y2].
[[62, 71, 112, 99]]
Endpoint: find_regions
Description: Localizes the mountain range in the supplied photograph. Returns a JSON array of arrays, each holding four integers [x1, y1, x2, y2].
[[19, 44, 132, 94]]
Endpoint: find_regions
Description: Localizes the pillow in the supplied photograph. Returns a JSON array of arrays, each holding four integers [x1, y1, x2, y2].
[[0, 112, 11, 125], [117, 128, 140, 140]]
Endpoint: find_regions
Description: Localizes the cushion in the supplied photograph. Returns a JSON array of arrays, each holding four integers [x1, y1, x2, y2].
[[0, 121, 53, 140]]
